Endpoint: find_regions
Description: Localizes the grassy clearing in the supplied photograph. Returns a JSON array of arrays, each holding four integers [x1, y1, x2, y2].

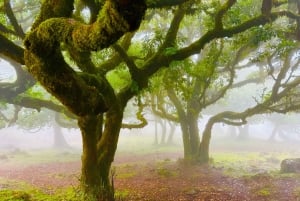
[[1, 148, 81, 167], [210, 151, 297, 177]]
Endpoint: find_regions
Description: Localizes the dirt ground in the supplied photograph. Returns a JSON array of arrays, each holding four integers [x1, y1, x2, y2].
[[0, 151, 300, 201]]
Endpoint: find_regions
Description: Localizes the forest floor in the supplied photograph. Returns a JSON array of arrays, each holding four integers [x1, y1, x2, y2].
[[0, 145, 300, 201]]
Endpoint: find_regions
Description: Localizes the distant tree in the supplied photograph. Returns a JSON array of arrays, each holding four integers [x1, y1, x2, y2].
[[147, 0, 300, 163]]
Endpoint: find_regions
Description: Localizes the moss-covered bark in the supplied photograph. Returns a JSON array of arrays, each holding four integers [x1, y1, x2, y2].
[[79, 104, 124, 200], [24, 0, 146, 116], [23, 0, 146, 199]]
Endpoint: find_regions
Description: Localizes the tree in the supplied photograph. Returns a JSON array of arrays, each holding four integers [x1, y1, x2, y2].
[[2, 0, 300, 200], [145, 0, 300, 163]]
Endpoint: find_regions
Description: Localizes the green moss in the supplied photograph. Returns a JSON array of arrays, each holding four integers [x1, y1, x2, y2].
[[115, 189, 130, 199], [116, 172, 136, 179], [72, 0, 130, 51], [0, 187, 80, 201], [256, 187, 272, 197], [155, 160, 178, 178], [156, 167, 177, 177], [32, 0, 74, 29]]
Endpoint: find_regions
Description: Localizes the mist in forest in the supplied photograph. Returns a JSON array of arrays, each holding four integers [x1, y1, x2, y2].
[[0, 112, 299, 156], [1, 59, 300, 162]]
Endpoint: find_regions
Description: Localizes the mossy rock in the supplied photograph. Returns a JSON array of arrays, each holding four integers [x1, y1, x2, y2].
[[281, 158, 300, 173]]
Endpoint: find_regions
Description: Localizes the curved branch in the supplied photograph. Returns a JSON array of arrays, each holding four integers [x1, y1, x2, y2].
[[214, 0, 237, 30], [12, 96, 71, 115], [171, 11, 300, 62], [122, 102, 148, 129], [0, 23, 17, 36], [98, 32, 135, 73], [167, 88, 186, 120], [151, 95, 179, 123], [0, 34, 24, 65], [159, 3, 186, 50], [112, 44, 149, 89], [25, 1, 146, 54], [24, 0, 146, 116]]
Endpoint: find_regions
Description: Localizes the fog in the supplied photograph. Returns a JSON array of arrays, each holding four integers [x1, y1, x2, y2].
[[1, 44, 299, 162], [1, 112, 299, 156]]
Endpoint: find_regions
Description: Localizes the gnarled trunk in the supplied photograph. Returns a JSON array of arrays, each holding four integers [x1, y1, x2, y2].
[[179, 113, 200, 162], [78, 106, 123, 200]]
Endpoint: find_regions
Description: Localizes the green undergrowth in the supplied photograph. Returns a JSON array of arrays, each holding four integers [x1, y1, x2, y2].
[[0, 184, 129, 201], [255, 186, 272, 197], [0, 187, 78, 201], [211, 152, 296, 177], [155, 159, 178, 178], [0, 178, 79, 200], [1, 148, 81, 167]]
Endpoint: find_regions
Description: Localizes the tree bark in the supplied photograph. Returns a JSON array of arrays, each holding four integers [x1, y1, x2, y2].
[[178, 113, 201, 162], [179, 119, 191, 160], [78, 103, 123, 200], [79, 115, 105, 200], [198, 119, 214, 164]]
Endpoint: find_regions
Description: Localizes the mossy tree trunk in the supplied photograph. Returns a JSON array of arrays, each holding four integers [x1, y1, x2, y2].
[[79, 105, 123, 200], [178, 112, 200, 162], [23, 0, 146, 200]]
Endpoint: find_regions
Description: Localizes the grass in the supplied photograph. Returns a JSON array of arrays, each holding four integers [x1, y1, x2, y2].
[[0, 185, 130, 201], [115, 189, 130, 200], [210, 151, 298, 177], [1, 148, 81, 167], [155, 160, 178, 178], [256, 187, 272, 197], [0, 187, 79, 201], [116, 172, 136, 179]]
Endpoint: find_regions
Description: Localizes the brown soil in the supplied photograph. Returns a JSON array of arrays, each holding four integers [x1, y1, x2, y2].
[[0, 152, 300, 201]]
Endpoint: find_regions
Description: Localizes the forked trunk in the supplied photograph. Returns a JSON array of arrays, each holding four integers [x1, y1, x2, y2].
[[179, 114, 200, 163], [78, 107, 123, 200]]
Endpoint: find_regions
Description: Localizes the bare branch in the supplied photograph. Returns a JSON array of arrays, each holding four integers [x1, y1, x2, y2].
[[122, 98, 148, 129], [3, 0, 25, 38]]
